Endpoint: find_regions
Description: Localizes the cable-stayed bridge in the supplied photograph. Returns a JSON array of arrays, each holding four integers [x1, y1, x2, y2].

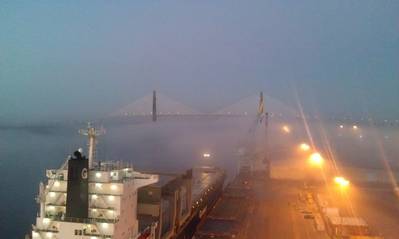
[[110, 91, 201, 117], [109, 90, 298, 122], [104, 91, 399, 127]]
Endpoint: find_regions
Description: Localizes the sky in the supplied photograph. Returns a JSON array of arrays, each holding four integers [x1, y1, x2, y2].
[[0, 0, 398, 123]]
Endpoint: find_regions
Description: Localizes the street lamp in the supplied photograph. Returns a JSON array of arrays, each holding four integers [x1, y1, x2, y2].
[[299, 143, 310, 152], [334, 176, 350, 188], [282, 125, 291, 133], [309, 152, 324, 167]]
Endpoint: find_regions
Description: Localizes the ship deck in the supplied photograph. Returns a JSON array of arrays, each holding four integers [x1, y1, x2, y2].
[[194, 173, 253, 238], [191, 167, 224, 203]]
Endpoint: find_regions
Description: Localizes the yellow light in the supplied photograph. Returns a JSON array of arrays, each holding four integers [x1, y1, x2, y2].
[[47, 206, 55, 211], [299, 143, 310, 152], [92, 195, 98, 200], [282, 125, 291, 133], [111, 184, 118, 191], [334, 177, 344, 184], [342, 179, 350, 187], [203, 153, 211, 158], [353, 125, 358, 130], [339, 125, 344, 129], [32, 232, 39, 238], [54, 181, 60, 187], [49, 192, 56, 198], [309, 152, 323, 166], [95, 172, 102, 178], [95, 183, 102, 188], [43, 218, 50, 224], [334, 176, 350, 187], [46, 232, 53, 238], [108, 195, 115, 201]]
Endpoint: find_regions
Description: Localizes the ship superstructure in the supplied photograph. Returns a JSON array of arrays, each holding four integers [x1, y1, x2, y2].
[[31, 125, 159, 239]]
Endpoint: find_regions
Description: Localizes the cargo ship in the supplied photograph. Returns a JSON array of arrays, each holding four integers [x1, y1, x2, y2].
[[29, 125, 225, 239], [193, 152, 269, 239], [193, 170, 254, 239]]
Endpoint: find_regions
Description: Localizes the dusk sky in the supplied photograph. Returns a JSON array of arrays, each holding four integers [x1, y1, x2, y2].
[[1, 1, 398, 122]]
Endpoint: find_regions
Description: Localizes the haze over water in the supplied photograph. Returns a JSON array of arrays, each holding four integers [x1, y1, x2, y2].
[[1, 117, 399, 237]]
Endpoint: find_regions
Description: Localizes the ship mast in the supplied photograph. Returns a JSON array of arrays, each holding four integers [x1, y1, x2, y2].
[[79, 123, 105, 169]]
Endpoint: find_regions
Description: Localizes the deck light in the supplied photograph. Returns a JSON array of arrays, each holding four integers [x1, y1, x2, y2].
[[203, 153, 211, 158], [102, 223, 109, 229]]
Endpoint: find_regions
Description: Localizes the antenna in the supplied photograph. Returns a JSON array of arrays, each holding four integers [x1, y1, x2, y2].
[[79, 122, 105, 169], [152, 90, 157, 122], [258, 91, 264, 123]]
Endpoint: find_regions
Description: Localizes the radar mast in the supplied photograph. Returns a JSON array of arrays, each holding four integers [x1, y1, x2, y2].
[[79, 123, 105, 169]]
